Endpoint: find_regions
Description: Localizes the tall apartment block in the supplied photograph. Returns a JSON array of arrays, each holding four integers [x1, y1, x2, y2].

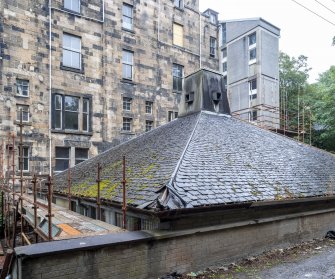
[[218, 18, 280, 128], [0, 1, 279, 176]]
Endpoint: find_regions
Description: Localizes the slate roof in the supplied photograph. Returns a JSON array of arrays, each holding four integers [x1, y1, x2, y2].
[[54, 111, 335, 210]]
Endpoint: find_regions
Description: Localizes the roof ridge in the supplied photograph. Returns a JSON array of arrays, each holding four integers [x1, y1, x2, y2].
[[166, 111, 203, 195]]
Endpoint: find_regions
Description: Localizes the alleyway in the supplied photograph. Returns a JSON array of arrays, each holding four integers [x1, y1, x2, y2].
[[177, 238, 335, 279]]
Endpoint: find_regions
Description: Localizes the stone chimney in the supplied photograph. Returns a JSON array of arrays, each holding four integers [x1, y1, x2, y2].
[[178, 68, 231, 117]]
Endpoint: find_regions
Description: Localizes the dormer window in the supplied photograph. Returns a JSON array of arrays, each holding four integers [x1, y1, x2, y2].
[[210, 13, 217, 25]]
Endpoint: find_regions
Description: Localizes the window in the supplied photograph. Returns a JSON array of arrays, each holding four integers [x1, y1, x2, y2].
[[168, 111, 178, 122], [222, 48, 227, 74], [173, 23, 183, 47], [53, 94, 90, 132], [123, 97, 132, 111], [210, 37, 217, 57], [64, 0, 80, 13], [248, 32, 256, 64], [82, 98, 89, 132], [55, 147, 70, 172], [122, 3, 133, 30], [16, 105, 29, 122], [249, 79, 257, 100], [210, 13, 217, 25], [173, 64, 183, 92], [75, 148, 88, 165], [18, 146, 29, 172], [145, 101, 153, 114], [16, 79, 29, 97], [122, 50, 133, 80], [64, 96, 79, 130], [174, 0, 183, 9], [145, 120, 153, 132], [123, 117, 132, 131], [62, 34, 81, 69], [250, 110, 258, 122]]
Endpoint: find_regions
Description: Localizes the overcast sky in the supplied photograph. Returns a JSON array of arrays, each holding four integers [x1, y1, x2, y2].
[[199, 0, 335, 83]]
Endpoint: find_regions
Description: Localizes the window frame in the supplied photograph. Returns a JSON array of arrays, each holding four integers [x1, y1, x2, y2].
[[122, 50, 134, 80], [52, 94, 91, 133], [145, 120, 153, 132], [55, 147, 70, 172], [75, 148, 89, 165], [122, 3, 133, 31], [16, 105, 30, 122], [123, 97, 132, 111], [64, 0, 81, 13], [174, 0, 183, 9], [249, 79, 257, 100], [248, 32, 257, 65], [16, 79, 29, 97], [210, 37, 217, 58], [62, 33, 82, 70], [172, 64, 183, 93], [18, 146, 29, 172], [145, 101, 153, 114], [168, 111, 178, 122], [122, 117, 132, 132]]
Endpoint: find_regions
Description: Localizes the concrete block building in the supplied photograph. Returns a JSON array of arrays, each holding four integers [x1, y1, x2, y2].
[[219, 18, 280, 128], [0, 1, 279, 177]]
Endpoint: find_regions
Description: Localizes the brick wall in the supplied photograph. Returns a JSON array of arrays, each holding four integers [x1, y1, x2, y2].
[[13, 209, 335, 279]]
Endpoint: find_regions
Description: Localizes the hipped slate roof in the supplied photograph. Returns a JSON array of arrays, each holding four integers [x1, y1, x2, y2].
[[54, 111, 335, 210]]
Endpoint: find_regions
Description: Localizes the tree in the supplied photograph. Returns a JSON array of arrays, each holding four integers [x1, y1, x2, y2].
[[279, 52, 311, 133], [311, 66, 335, 151]]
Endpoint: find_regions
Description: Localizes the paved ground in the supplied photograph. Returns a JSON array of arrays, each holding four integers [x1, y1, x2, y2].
[[173, 238, 335, 279], [260, 244, 335, 279]]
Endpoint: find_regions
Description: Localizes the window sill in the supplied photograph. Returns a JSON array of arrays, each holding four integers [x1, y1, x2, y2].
[[120, 131, 135, 135], [173, 90, 182, 94], [122, 27, 135, 34], [172, 44, 185, 50], [15, 95, 29, 98], [120, 79, 136, 85], [174, 6, 184, 12], [60, 65, 84, 74], [62, 7, 81, 15], [15, 121, 32, 126], [51, 129, 93, 136]]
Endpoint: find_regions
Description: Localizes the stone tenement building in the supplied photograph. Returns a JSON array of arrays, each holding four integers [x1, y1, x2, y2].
[[0, 0, 279, 176]]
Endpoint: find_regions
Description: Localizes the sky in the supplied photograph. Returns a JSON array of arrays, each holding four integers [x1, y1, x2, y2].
[[199, 0, 335, 83]]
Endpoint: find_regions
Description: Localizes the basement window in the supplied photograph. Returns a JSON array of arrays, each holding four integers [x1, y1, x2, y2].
[[64, 0, 80, 13]]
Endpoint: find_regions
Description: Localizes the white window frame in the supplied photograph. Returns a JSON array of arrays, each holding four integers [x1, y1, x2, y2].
[[62, 33, 81, 69], [123, 117, 132, 131], [145, 120, 153, 132], [210, 37, 217, 58], [222, 48, 227, 75], [16, 105, 29, 122], [248, 32, 257, 65], [18, 146, 29, 172], [16, 79, 29, 97], [122, 50, 133, 80], [64, 0, 80, 13], [122, 3, 133, 30], [82, 98, 89, 132], [174, 0, 183, 9], [145, 101, 153, 114], [123, 97, 132, 111], [249, 79, 257, 101]]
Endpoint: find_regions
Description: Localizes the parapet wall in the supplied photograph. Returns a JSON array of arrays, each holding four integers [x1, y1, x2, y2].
[[12, 209, 335, 279]]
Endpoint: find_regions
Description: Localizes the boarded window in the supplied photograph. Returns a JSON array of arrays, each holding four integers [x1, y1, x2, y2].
[[173, 23, 183, 47]]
